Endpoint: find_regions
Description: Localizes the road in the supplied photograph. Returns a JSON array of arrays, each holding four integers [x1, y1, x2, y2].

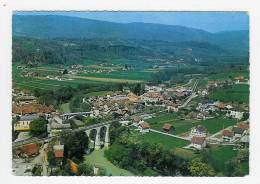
[[179, 79, 199, 109], [150, 129, 190, 141]]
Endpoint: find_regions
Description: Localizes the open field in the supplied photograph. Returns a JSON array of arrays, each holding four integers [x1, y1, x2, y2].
[[60, 103, 70, 113], [147, 112, 237, 135], [139, 131, 190, 150], [71, 75, 144, 83], [207, 71, 249, 80], [85, 91, 112, 97], [84, 149, 134, 176], [209, 84, 249, 103]]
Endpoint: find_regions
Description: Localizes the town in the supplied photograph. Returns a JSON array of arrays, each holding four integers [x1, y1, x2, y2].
[[12, 72, 249, 176], [12, 12, 249, 177]]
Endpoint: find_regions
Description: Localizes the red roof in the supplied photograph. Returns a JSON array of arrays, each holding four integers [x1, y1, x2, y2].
[[140, 122, 150, 129], [223, 130, 234, 137], [19, 143, 39, 156], [191, 136, 206, 145], [163, 123, 172, 130], [237, 122, 249, 130], [54, 150, 64, 158]]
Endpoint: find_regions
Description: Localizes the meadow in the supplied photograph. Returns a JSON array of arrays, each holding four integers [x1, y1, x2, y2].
[[209, 84, 249, 104], [147, 112, 237, 135]]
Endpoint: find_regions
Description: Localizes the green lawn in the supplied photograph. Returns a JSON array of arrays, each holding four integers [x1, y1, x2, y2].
[[60, 103, 71, 113], [209, 146, 238, 172], [209, 84, 249, 104], [84, 148, 134, 176], [147, 111, 237, 135], [208, 71, 249, 80], [139, 132, 190, 150]]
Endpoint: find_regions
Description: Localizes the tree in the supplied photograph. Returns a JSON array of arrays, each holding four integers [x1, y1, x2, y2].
[[63, 69, 69, 74], [189, 158, 216, 176], [47, 151, 56, 167], [63, 131, 89, 160], [29, 118, 47, 137], [77, 163, 94, 176], [237, 148, 249, 162]]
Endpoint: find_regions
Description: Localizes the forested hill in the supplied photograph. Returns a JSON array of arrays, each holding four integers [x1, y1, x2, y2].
[[13, 15, 249, 55]]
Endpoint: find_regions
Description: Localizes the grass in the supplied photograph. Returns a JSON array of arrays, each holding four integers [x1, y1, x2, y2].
[[85, 91, 111, 97], [209, 146, 238, 172], [139, 131, 190, 150], [60, 103, 70, 113], [241, 161, 249, 175], [84, 148, 134, 176], [147, 112, 237, 135], [209, 84, 249, 104], [71, 75, 144, 83], [207, 71, 249, 80]]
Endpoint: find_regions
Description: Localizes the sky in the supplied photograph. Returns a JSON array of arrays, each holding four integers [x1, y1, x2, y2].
[[14, 11, 249, 33]]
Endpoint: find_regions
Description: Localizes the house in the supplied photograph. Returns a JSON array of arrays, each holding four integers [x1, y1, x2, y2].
[[162, 123, 173, 132], [141, 92, 163, 103], [222, 130, 234, 142], [226, 111, 244, 120], [15, 143, 39, 157], [14, 114, 39, 131], [191, 136, 206, 150], [240, 135, 249, 148], [138, 122, 150, 133], [190, 125, 207, 138], [215, 102, 226, 110], [232, 127, 244, 137], [132, 116, 142, 126], [234, 76, 245, 83], [53, 144, 64, 165]]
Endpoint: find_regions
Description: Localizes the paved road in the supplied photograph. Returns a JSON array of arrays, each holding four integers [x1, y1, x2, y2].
[[179, 79, 199, 109], [150, 129, 190, 141]]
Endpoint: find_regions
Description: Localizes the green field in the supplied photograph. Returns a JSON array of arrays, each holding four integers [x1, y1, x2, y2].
[[147, 112, 237, 135], [60, 103, 71, 113], [85, 91, 111, 97], [79, 70, 153, 81], [207, 71, 249, 80], [84, 148, 134, 176], [139, 131, 190, 150], [209, 84, 249, 103]]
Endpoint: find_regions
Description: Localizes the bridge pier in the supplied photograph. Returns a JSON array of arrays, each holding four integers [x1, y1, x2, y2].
[[94, 127, 101, 150], [104, 125, 110, 148]]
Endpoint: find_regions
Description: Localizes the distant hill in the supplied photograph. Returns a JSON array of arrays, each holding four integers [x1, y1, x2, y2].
[[13, 15, 248, 55]]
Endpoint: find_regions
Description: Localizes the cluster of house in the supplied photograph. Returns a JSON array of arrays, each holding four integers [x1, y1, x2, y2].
[[195, 100, 245, 120], [222, 121, 249, 145]]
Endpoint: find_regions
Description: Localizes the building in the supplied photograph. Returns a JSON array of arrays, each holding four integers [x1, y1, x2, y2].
[[141, 92, 163, 103], [14, 114, 39, 131], [222, 130, 234, 142], [15, 143, 39, 157], [190, 125, 207, 138], [162, 123, 173, 132], [232, 127, 244, 137], [191, 136, 206, 150], [226, 111, 244, 120], [53, 144, 64, 165], [138, 122, 150, 133]]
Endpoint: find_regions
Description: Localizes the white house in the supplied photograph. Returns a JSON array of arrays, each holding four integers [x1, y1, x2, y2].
[[138, 122, 150, 133], [190, 125, 207, 138], [191, 136, 206, 150], [226, 111, 244, 120]]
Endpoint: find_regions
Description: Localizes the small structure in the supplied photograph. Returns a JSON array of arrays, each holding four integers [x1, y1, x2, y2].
[[162, 123, 173, 132], [15, 143, 39, 157], [190, 125, 207, 138], [222, 130, 234, 142], [14, 114, 39, 131], [138, 122, 150, 133], [232, 127, 244, 137], [53, 144, 64, 165], [191, 136, 206, 150]]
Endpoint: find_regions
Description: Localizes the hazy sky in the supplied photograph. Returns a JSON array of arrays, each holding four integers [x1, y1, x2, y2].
[[15, 11, 249, 33]]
